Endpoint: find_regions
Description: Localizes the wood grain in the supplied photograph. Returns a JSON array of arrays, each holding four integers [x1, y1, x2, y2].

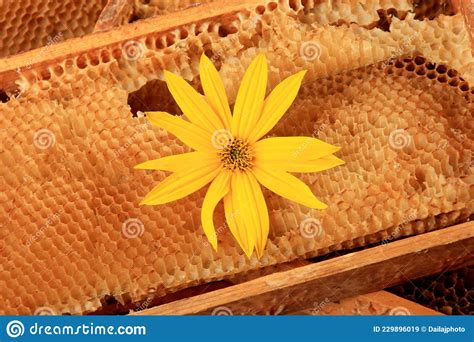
[[292, 291, 443, 315], [1, 0, 472, 92], [454, 0, 474, 54], [133, 222, 474, 315], [0, 0, 261, 92]]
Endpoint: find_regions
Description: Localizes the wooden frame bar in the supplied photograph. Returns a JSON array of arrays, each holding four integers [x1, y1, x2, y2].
[[292, 291, 443, 315], [0, 0, 261, 92], [133, 222, 473, 315]]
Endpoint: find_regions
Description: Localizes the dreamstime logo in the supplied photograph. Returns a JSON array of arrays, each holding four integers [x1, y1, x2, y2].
[[6, 320, 25, 338], [211, 129, 233, 149], [33, 128, 56, 150], [211, 306, 233, 315], [388, 129, 411, 150], [122, 40, 145, 61], [389, 306, 411, 315], [300, 41, 321, 61], [34, 306, 56, 315], [122, 218, 145, 238], [299, 217, 323, 238]]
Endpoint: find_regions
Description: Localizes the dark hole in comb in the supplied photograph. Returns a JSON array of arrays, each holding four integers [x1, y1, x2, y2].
[[0, 89, 10, 103], [127, 79, 183, 118], [376, 10, 392, 32], [436, 65, 447, 74], [414, 56, 425, 65]]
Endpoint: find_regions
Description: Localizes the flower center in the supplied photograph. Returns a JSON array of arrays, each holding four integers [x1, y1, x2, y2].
[[219, 138, 254, 171]]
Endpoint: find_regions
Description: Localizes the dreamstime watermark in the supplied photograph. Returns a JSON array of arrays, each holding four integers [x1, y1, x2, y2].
[[135, 288, 157, 312], [34, 307, 57, 315], [33, 129, 56, 150], [389, 306, 411, 315], [380, 211, 416, 245], [211, 306, 233, 315], [210, 35, 239, 63], [211, 129, 233, 149], [14, 32, 63, 96], [25, 209, 64, 247], [291, 137, 313, 159], [290, 122, 329, 158], [6, 320, 146, 337], [380, 34, 416, 70], [202, 210, 240, 249], [113, 120, 151, 159], [299, 217, 324, 238], [388, 129, 411, 150], [17, 32, 64, 74], [310, 297, 330, 315], [300, 41, 321, 61], [312, 122, 328, 138], [122, 218, 145, 238], [122, 40, 145, 61], [6, 320, 24, 338]]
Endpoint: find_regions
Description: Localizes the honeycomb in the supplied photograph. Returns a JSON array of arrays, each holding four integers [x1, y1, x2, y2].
[[133, 0, 219, 18], [0, 0, 472, 315], [390, 267, 474, 315], [0, 0, 109, 58], [0, 0, 467, 58]]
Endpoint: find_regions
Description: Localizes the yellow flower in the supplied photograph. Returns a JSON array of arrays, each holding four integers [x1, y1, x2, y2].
[[135, 54, 344, 258]]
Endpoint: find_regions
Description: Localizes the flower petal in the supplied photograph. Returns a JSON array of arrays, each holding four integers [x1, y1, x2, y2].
[[140, 163, 221, 205], [240, 172, 269, 258], [146, 111, 213, 151], [257, 155, 344, 173], [134, 151, 219, 172], [201, 170, 231, 251], [231, 54, 267, 140], [224, 174, 258, 258], [200, 54, 232, 130], [254, 136, 340, 161], [252, 166, 328, 209], [164, 70, 224, 132], [248, 70, 306, 142]]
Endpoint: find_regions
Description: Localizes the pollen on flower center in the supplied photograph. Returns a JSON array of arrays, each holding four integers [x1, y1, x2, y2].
[[219, 138, 254, 171]]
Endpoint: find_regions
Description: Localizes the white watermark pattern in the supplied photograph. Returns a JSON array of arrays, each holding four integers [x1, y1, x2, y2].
[[300, 41, 321, 61], [211, 306, 233, 315], [211, 129, 233, 149], [389, 129, 411, 150], [389, 306, 411, 315], [299, 217, 324, 238], [33, 129, 56, 150], [122, 40, 145, 61], [34, 306, 57, 315], [5, 320, 146, 337], [122, 218, 145, 238], [6, 320, 25, 338]]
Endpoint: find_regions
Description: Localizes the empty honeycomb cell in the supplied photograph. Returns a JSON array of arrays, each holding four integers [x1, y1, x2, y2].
[[391, 267, 473, 315], [0, 0, 109, 58]]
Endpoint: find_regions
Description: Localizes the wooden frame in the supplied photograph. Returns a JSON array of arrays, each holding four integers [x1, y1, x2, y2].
[[133, 222, 473, 315], [1, 0, 469, 93], [292, 291, 443, 315], [0, 0, 262, 92]]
